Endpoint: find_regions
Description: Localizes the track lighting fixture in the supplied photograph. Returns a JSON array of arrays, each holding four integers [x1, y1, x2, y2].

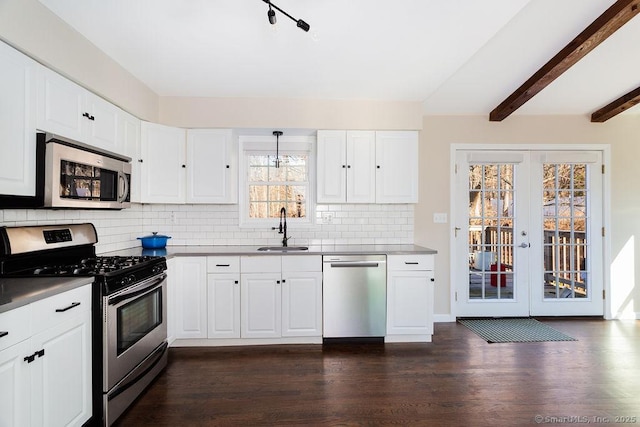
[[262, 0, 310, 32]]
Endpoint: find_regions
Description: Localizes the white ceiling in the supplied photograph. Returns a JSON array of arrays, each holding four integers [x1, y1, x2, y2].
[[38, 0, 640, 117]]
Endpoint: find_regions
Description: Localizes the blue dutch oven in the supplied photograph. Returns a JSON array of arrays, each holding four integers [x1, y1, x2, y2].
[[137, 232, 171, 249]]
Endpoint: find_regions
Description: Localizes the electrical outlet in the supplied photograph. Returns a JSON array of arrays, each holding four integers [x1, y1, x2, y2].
[[433, 213, 448, 224], [321, 212, 334, 224]]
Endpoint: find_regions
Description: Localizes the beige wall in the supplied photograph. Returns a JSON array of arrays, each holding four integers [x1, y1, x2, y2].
[[159, 97, 423, 130], [417, 115, 640, 320], [0, 0, 158, 121]]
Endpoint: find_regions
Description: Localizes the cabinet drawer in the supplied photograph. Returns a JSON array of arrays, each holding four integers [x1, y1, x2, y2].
[[388, 255, 434, 271], [31, 284, 91, 333], [0, 304, 31, 351], [282, 255, 321, 272], [208, 256, 240, 273], [241, 256, 282, 273]]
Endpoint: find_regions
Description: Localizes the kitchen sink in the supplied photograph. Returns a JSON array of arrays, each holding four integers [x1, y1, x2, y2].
[[257, 246, 309, 252]]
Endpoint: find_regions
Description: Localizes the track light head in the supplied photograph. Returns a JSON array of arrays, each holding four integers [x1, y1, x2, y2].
[[296, 19, 310, 32], [267, 4, 276, 25]]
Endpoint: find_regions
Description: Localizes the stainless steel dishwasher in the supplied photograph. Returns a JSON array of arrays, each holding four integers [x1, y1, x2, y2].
[[322, 255, 387, 339]]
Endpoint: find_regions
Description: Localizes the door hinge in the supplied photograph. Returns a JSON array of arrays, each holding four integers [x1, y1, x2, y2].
[[602, 164, 605, 174], [455, 291, 458, 302], [603, 290, 605, 300], [602, 227, 605, 237], [455, 163, 458, 174]]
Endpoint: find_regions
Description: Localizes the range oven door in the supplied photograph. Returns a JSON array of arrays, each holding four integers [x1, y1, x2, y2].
[[103, 273, 167, 391]]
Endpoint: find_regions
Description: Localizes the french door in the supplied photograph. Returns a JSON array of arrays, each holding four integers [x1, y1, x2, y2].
[[454, 150, 604, 317]]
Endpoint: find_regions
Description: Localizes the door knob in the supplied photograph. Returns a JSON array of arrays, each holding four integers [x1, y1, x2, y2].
[[519, 242, 530, 248]]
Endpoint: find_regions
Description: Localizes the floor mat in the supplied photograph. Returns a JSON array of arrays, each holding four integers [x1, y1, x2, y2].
[[457, 317, 577, 343]]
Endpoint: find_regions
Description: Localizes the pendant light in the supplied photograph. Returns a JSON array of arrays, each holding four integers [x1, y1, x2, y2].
[[273, 130, 283, 168]]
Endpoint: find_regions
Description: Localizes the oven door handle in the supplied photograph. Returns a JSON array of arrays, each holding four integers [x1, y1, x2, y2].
[[108, 274, 166, 306]]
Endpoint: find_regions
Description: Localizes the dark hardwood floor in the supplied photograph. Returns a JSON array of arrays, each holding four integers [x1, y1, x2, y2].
[[115, 319, 640, 426]]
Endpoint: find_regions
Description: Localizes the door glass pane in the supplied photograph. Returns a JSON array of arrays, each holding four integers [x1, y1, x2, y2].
[[542, 164, 588, 299], [468, 164, 515, 300]]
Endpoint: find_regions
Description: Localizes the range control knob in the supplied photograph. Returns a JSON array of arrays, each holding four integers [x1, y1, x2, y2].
[[152, 265, 163, 275]]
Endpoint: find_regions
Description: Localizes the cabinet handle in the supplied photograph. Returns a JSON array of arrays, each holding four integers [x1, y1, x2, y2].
[[138, 159, 144, 163], [342, 165, 346, 168], [430, 278, 435, 282], [404, 262, 419, 265], [24, 353, 36, 363], [276, 280, 280, 284], [82, 112, 95, 121], [182, 165, 186, 168], [234, 280, 239, 284], [216, 264, 230, 267], [347, 165, 351, 168], [282, 279, 286, 283], [0, 331, 8, 338], [36, 349, 45, 358], [377, 165, 381, 169], [226, 165, 230, 169], [55, 301, 81, 312]]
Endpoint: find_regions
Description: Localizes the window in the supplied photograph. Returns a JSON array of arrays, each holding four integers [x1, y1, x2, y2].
[[240, 136, 315, 226]]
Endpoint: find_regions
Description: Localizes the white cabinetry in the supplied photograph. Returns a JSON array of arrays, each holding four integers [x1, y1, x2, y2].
[[241, 256, 282, 339], [317, 130, 375, 203], [173, 257, 208, 339], [317, 130, 418, 204], [0, 284, 92, 427], [0, 41, 37, 197], [207, 257, 241, 339], [139, 124, 237, 204], [386, 255, 434, 342], [375, 131, 418, 203], [187, 129, 237, 204], [281, 256, 323, 337], [37, 66, 124, 154], [166, 258, 176, 345]]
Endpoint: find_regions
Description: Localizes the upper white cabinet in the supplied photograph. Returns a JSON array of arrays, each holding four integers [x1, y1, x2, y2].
[[140, 122, 186, 204], [375, 131, 418, 203], [0, 41, 37, 197], [316, 130, 375, 203], [186, 129, 237, 204], [37, 66, 124, 154], [139, 123, 237, 204], [317, 130, 418, 204]]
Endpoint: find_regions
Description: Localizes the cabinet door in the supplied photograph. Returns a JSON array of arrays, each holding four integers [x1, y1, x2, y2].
[[375, 131, 418, 203], [84, 92, 121, 154], [316, 130, 347, 203], [386, 270, 434, 335], [241, 273, 281, 338], [30, 310, 92, 427], [346, 131, 376, 203], [281, 271, 322, 337], [0, 41, 37, 197], [120, 111, 142, 202], [186, 129, 237, 204], [140, 122, 186, 203], [174, 257, 208, 339], [36, 66, 85, 142], [0, 340, 31, 427], [207, 274, 241, 339]]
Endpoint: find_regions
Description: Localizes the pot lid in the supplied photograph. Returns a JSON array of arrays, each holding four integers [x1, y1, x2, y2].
[[137, 232, 172, 239]]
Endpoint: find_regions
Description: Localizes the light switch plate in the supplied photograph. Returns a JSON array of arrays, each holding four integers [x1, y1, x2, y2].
[[433, 213, 448, 224]]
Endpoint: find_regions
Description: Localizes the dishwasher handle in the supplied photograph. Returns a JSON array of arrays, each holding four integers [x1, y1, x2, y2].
[[328, 262, 381, 268]]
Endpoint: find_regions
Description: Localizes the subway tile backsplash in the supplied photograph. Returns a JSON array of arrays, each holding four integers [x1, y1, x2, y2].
[[0, 203, 414, 253]]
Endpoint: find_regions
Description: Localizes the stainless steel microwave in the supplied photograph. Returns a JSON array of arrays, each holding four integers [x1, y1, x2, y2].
[[0, 133, 131, 209]]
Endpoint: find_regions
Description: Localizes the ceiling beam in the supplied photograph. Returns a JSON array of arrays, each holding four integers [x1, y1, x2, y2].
[[591, 86, 640, 122], [489, 0, 640, 122]]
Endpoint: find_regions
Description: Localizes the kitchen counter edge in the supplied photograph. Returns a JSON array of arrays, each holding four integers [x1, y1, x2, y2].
[[0, 277, 94, 313]]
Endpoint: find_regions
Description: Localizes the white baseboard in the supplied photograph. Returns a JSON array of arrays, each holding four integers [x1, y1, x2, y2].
[[434, 313, 455, 323]]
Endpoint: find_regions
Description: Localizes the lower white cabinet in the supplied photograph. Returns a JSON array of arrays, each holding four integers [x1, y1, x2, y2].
[[207, 257, 241, 339], [386, 255, 435, 341], [241, 272, 282, 338], [173, 257, 208, 339], [281, 257, 323, 337], [0, 284, 92, 427]]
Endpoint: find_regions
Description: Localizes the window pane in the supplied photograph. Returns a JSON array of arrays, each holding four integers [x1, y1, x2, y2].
[[249, 166, 268, 182], [249, 185, 267, 201], [249, 202, 268, 218]]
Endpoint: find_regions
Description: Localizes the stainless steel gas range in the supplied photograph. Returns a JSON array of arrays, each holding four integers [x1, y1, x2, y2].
[[0, 223, 168, 426]]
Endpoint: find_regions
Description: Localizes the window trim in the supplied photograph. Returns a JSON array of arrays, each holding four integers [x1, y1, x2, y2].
[[239, 135, 316, 228]]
